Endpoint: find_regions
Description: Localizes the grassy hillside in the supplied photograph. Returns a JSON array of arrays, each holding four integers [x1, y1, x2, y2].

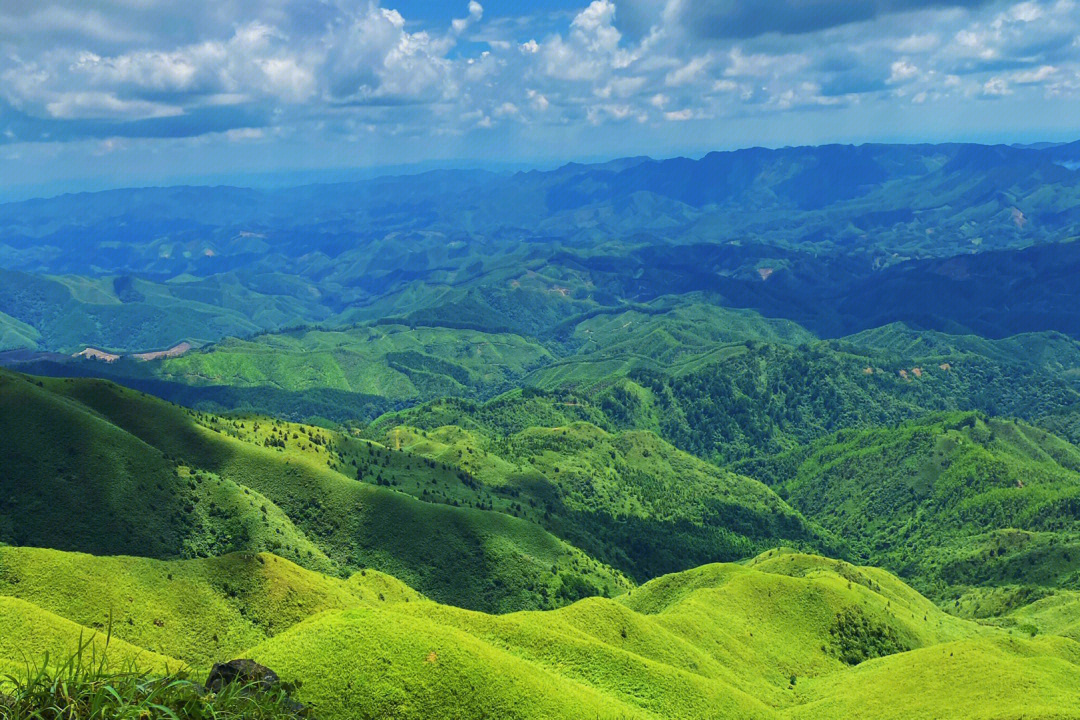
[[0, 310, 40, 351], [590, 338, 1080, 463], [0, 369, 332, 570], [842, 323, 1080, 382], [0, 596, 177, 678], [997, 591, 1080, 641], [2, 547, 1078, 719], [157, 324, 553, 403], [0, 547, 418, 669], [363, 419, 825, 582], [4, 547, 1071, 720], [170, 394, 825, 586], [0, 368, 630, 612], [734, 412, 1080, 603], [0, 269, 328, 353]]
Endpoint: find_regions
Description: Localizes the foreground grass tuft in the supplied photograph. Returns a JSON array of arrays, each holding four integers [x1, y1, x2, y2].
[[0, 635, 307, 720]]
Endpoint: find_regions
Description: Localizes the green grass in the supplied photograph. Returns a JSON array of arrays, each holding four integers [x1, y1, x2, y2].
[[0, 368, 629, 613], [0, 268, 328, 354], [0, 547, 418, 670], [0, 310, 41, 351], [0, 636, 306, 719], [735, 412, 1080, 603], [1, 546, 1078, 720], [366, 419, 826, 582], [0, 598, 177, 678], [0, 369, 332, 571], [243, 550, 1079, 719], [997, 591, 1080, 641], [157, 324, 553, 401]]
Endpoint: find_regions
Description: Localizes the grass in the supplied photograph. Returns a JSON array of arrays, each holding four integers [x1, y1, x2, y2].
[[0, 368, 629, 613], [995, 591, 1080, 641], [225, 400, 825, 584], [0, 547, 418, 671], [246, 550, 1080, 719], [0, 635, 306, 719], [1, 546, 1078, 719], [736, 412, 1080, 602], [156, 324, 554, 402]]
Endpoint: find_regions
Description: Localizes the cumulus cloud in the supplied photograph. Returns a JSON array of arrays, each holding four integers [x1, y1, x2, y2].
[[0, 0, 1077, 157], [452, 2, 484, 34], [888, 60, 920, 83]]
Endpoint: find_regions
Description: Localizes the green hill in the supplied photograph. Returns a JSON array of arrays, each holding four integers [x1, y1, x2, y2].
[[3, 546, 1074, 720], [594, 340, 1080, 464], [0, 269, 328, 353], [0, 368, 332, 569], [157, 324, 554, 403], [996, 590, 1080, 641], [0, 368, 629, 612], [0, 546, 419, 670], [841, 324, 1080, 382], [361, 418, 826, 582], [734, 412, 1080, 603]]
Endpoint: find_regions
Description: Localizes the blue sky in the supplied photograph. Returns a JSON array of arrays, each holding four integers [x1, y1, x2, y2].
[[1, 0, 1079, 197]]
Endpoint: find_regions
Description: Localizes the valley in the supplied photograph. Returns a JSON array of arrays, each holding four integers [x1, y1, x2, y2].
[[4, 141, 1080, 719]]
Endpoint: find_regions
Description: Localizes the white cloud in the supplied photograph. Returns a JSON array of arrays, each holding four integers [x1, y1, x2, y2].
[[225, 127, 265, 142], [45, 92, 183, 120], [665, 55, 710, 87], [452, 1, 483, 34], [983, 76, 1012, 95], [664, 108, 693, 121], [723, 48, 807, 78], [2, 0, 1080, 150], [894, 34, 940, 54], [1007, 1, 1044, 22], [1013, 65, 1057, 83], [888, 60, 919, 84], [527, 89, 550, 111], [540, 0, 636, 81]]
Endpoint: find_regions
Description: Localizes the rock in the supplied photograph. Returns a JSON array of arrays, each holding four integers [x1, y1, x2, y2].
[[205, 659, 310, 716], [205, 659, 281, 693]]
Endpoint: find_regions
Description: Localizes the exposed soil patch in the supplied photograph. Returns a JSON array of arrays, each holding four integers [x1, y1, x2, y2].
[[134, 342, 193, 362], [73, 347, 120, 363]]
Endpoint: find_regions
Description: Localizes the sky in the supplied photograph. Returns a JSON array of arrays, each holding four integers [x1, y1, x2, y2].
[[1, 0, 1079, 197]]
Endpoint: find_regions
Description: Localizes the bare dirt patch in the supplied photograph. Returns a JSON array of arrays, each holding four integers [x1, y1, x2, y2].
[[134, 342, 193, 362], [73, 347, 120, 363]]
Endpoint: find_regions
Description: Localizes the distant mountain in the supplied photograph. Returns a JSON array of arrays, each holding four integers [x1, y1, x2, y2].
[[3, 141, 1080, 351]]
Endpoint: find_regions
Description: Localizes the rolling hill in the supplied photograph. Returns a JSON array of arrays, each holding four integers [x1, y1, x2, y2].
[[733, 412, 1080, 604], [0, 546, 1076, 719], [0, 367, 631, 612]]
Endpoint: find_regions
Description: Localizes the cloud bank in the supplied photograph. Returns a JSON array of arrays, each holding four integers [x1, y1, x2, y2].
[[0, 0, 1078, 187]]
